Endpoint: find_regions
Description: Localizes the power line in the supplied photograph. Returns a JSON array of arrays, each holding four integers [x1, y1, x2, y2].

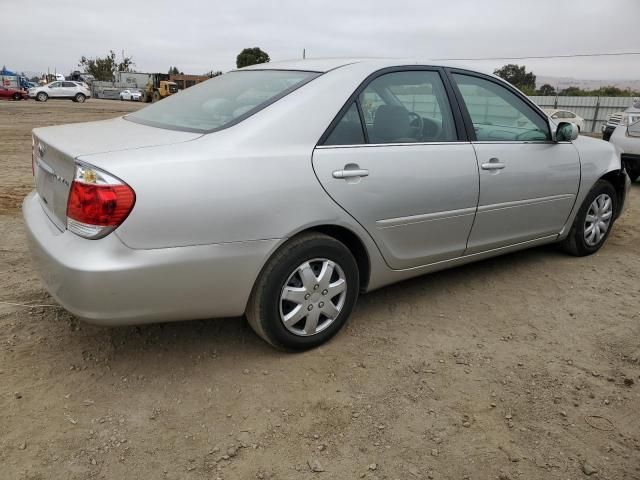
[[435, 51, 640, 61]]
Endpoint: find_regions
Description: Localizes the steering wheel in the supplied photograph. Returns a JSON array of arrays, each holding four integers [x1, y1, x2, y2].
[[407, 112, 424, 140]]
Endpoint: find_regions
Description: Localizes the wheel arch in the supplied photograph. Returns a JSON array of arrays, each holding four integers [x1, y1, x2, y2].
[[599, 169, 627, 219], [305, 224, 371, 291], [254, 224, 372, 295]]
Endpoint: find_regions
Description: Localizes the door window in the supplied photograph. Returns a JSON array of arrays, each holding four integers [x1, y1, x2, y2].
[[453, 74, 551, 142], [360, 71, 457, 143], [62, 82, 76, 88], [322, 70, 457, 145], [48, 82, 61, 88]]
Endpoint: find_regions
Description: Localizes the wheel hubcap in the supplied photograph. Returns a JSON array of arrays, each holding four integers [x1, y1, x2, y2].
[[584, 193, 613, 246], [279, 258, 347, 336]]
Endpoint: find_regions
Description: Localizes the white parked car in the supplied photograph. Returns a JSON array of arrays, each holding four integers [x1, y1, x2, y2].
[[120, 89, 142, 101], [545, 109, 585, 132], [609, 102, 640, 182], [29, 81, 91, 103]]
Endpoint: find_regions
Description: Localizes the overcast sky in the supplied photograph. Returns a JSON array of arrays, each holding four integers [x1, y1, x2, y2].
[[5, 0, 640, 82]]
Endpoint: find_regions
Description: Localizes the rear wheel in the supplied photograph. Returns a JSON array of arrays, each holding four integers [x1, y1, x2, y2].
[[12, 92, 22, 101], [246, 233, 359, 350], [561, 180, 617, 256], [36, 92, 48, 102], [152, 91, 160, 103], [74, 93, 86, 103]]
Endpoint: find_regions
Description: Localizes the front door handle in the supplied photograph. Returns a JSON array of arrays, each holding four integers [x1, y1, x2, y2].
[[332, 168, 369, 179], [481, 158, 505, 170]]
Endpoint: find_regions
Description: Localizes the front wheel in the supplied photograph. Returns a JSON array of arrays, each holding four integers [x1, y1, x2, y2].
[[36, 92, 48, 102], [561, 180, 617, 256], [246, 233, 359, 350]]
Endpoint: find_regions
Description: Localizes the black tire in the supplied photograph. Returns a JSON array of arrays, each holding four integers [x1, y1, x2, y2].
[[36, 92, 48, 102], [561, 180, 617, 256], [12, 92, 22, 101], [152, 91, 160, 103], [74, 93, 86, 103], [246, 232, 359, 351]]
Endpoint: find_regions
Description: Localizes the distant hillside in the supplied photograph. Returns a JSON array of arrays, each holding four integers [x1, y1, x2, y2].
[[537, 76, 640, 92]]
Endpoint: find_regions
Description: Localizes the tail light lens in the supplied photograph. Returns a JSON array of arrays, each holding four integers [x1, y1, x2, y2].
[[66, 163, 136, 239]]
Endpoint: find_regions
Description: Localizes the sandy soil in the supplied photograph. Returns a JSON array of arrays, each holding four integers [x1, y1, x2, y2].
[[1, 99, 639, 480]]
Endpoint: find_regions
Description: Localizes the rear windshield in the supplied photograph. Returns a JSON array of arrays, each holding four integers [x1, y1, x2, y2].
[[125, 70, 320, 133]]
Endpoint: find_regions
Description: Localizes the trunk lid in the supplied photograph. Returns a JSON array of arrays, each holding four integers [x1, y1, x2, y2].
[[32, 116, 201, 230]]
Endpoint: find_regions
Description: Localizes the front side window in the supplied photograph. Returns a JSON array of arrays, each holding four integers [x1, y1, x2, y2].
[[453, 74, 551, 142], [126, 70, 320, 133], [48, 82, 61, 88]]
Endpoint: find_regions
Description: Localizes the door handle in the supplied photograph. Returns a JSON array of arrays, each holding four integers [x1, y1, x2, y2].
[[332, 168, 369, 179], [481, 158, 505, 170]]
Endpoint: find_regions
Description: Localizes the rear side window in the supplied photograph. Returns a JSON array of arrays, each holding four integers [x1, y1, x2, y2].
[[126, 70, 320, 133], [453, 74, 550, 141], [324, 103, 365, 145]]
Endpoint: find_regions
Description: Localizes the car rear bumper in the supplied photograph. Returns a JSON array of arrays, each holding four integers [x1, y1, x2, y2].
[[23, 191, 277, 326]]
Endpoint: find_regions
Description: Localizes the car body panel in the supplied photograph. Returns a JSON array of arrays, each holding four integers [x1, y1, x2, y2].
[[23, 191, 279, 324], [313, 143, 479, 269], [466, 142, 580, 252]]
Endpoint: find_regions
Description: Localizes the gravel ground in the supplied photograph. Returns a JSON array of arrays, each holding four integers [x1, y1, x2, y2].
[[1, 99, 639, 480]]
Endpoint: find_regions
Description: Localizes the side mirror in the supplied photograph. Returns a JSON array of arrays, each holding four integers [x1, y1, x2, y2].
[[555, 122, 579, 141]]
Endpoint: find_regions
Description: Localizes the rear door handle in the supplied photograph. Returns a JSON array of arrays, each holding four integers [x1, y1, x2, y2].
[[332, 168, 369, 179], [481, 159, 505, 170]]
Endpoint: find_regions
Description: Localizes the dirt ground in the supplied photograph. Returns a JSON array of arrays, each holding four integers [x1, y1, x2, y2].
[[1, 99, 639, 480]]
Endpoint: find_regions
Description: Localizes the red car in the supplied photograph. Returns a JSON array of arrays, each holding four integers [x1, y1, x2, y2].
[[0, 85, 28, 100]]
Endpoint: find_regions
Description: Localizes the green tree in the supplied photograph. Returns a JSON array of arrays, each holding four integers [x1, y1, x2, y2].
[[168, 66, 183, 75], [236, 47, 270, 69], [205, 70, 223, 77], [79, 50, 135, 81], [537, 84, 556, 96], [493, 64, 536, 93], [559, 86, 584, 96]]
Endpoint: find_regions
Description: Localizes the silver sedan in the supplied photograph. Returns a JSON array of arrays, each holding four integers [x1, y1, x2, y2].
[[24, 59, 630, 350]]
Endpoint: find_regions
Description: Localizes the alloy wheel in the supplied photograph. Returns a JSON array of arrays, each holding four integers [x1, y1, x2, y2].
[[584, 193, 613, 246], [279, 258, 347, 336]]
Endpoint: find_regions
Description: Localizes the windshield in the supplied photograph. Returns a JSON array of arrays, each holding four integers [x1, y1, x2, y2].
[[126, 70, 320, 133]]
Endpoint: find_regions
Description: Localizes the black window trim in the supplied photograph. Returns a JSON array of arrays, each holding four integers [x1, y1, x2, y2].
[[317, 65, 470, 147], [444, 67, 555, 143]]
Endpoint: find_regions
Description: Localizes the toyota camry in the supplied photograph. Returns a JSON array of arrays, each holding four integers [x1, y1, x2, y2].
[[24, 58, 630, 350]]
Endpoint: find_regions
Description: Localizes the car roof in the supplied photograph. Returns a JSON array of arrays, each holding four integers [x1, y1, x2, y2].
[[238, 57, 494, 75]]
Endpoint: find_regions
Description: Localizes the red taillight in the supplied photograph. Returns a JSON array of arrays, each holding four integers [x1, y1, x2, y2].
[[65, 163, 135, 239], [67, 182, 135, 226]]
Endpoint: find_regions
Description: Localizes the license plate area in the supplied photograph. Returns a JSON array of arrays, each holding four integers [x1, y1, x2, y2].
[[34, 156, 71, 231]]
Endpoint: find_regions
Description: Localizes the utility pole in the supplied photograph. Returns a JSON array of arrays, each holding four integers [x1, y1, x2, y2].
[[303, 49, 306, 60]]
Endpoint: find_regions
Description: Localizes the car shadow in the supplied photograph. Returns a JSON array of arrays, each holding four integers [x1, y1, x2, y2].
[[63, 242, 566, 364]]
